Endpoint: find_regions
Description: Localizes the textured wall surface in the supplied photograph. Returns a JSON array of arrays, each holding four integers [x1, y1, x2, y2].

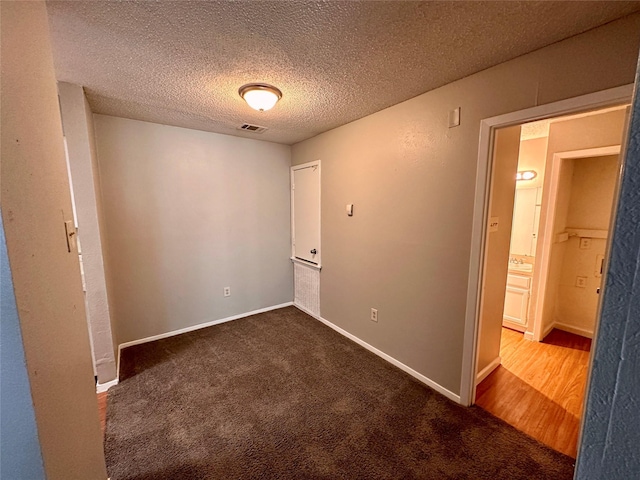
[[93, 115, 293, 344], [575, 61, 640, 480], [0, 214, 45, 480], [291, 14, 640, 395], [58, 82, 117, 383], [0, 2, 108, 478], [45, 1, 640, 145]]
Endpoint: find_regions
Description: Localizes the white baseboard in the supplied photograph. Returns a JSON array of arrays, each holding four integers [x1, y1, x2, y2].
[[116, 302, 294, 379], [553, 322, 594, 339], [96, 378, 118, 393], [523, 330, 535, 341], [476, 356, 501, 385], [293, 305, 461, 404]]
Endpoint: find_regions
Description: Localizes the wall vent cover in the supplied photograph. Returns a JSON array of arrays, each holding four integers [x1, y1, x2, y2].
[[238, 123, 267, 133]]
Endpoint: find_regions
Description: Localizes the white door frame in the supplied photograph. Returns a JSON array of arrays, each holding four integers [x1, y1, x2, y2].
[[459, 84, 633, 406], [290, 160, 322, 269], [527, 145, 621, 343]]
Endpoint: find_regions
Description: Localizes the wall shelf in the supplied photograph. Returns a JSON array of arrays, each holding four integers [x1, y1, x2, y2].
[[565, 228, 609, 239]]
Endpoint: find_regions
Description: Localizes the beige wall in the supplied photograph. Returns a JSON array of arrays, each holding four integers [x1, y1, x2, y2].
[[93, 115, 293, 345], [556, 156, 618, 336], [541, 110, 627, 335], [566, 156, 619, 230], [291, 14, 640, 395], [58, 82, 117, 383], [0, 2, 108, 478]]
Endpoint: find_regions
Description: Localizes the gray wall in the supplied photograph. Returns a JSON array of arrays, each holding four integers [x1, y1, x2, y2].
[[93, 115, 293, 344], [291, 13, 640, 395], [0, 1, 108, 478], [575, 68, 640, 479], [0, 214, 45, 480]]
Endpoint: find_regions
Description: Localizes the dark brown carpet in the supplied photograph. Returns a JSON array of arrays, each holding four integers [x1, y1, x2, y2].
[[105, 306, 575, 479]]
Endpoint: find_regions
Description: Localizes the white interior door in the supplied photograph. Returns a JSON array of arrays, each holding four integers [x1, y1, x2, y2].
[[292, 163, 320, 265]]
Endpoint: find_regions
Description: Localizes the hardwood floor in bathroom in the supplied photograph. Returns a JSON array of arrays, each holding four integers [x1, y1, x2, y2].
[[475, 327, 591, 458]]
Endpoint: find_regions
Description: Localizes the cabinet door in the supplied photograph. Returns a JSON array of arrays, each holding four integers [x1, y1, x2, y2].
[[503, 286, 529, 327]]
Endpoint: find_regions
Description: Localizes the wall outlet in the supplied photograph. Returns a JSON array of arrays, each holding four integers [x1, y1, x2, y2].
[[371, 308, 378, 322], [579, 238, 592, 249], [576, 276, 587, 288], [223, 287, 231, 297]]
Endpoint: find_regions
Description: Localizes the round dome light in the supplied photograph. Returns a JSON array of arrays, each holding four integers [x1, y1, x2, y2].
[[516, 170, 537, 181], [238, 83, 282, 112]]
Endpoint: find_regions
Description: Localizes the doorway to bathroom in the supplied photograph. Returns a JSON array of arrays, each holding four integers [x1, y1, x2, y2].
[[471, 102, 630, 458]]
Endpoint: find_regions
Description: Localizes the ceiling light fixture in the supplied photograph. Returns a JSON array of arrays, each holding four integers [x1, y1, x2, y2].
[[238, 83, 282, 112], [516, 170, 537, 181]]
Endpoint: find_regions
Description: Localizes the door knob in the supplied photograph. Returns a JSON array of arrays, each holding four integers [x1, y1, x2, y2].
[[310, 249, 317, 255]]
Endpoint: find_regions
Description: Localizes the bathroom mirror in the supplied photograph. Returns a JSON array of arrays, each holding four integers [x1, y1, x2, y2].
[[509, 187, 541, 257]]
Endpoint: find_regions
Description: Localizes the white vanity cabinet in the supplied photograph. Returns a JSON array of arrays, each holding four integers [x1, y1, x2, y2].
[[502, 273, 531, 332]]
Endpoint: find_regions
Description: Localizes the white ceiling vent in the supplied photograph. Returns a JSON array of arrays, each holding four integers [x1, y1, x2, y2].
[[237, 123, 267, 134]]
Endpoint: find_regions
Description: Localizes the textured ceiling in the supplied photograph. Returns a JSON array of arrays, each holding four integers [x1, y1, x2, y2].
[[46, 1, 640, 145]]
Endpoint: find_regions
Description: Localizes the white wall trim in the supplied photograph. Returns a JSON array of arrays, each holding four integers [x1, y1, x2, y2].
[[476, 356, 501, 384], [460, 84, 633, 406], [294, 306, 461, 403], [96, 378, 118, 393], [553, 322, 594, 339], [116, 302, 294, 379]]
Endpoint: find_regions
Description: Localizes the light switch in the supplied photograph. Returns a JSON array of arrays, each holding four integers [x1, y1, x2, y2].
[[346, 204, 353, 216], [448, 107, 461, 128]]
